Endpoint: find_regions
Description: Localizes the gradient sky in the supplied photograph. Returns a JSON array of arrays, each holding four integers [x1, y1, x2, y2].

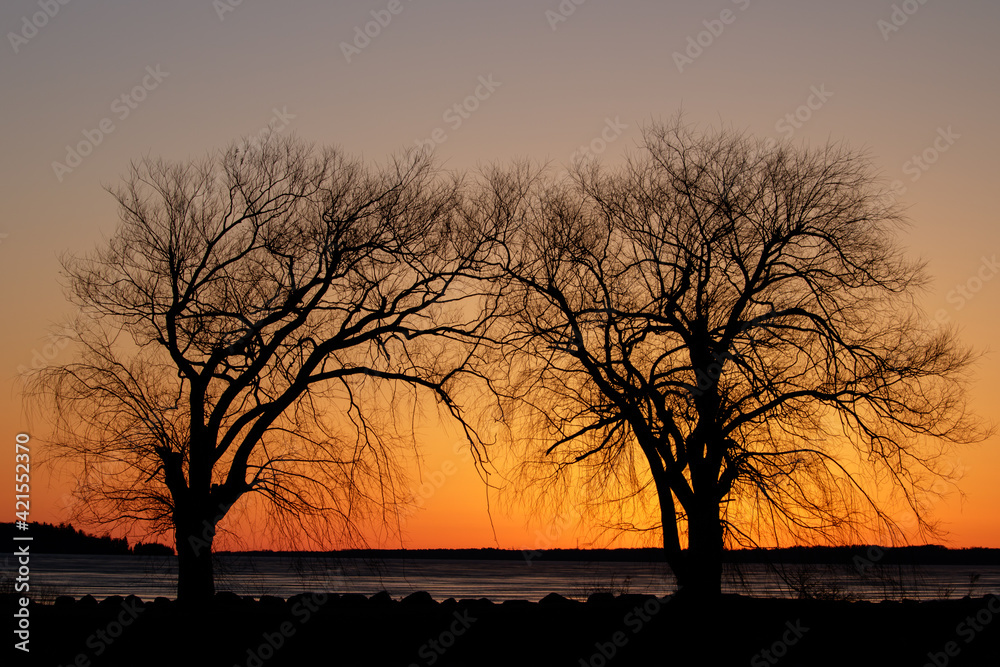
[[2, 0, 998, 551]]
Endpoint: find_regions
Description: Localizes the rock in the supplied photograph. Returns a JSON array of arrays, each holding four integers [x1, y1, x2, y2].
[[339, 593, 368, 606], [124, 595, 145, 609], [214, 591, 243, 605], [369, 590, 393, 605], [587, 592, 615, 606], [98, 595, 125, 609], [501, 599, 533, 610], [401, 591, 436, 607], [258, 595, 285, 608]]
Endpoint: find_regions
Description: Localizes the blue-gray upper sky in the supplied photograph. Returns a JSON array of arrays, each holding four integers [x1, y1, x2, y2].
[[2, 0, 998, 547]]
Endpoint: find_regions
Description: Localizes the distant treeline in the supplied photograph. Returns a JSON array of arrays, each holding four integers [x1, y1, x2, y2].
[[0, 522, 173, 555], [6, 522, 995, 564], [226, 545, 1000, 565]]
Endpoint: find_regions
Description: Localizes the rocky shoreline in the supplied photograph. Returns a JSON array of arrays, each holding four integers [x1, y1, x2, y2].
[[11, 591, 1000, 666]]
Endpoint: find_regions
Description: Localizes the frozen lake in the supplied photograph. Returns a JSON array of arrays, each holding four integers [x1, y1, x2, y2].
[[13, 554, 1000, 602]]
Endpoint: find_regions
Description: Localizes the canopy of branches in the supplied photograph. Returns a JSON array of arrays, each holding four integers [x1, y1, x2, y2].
[[469, 121, 984, 552]]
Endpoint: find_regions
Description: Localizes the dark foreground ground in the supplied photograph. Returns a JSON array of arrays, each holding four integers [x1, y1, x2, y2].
[[9, 591, 1000, 666]]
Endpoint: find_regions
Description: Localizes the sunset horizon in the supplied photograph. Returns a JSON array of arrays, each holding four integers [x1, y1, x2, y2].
[[3, 1, 998, 664]]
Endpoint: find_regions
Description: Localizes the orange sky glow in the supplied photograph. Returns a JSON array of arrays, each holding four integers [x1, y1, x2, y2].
[[2, 0, 998, 552]]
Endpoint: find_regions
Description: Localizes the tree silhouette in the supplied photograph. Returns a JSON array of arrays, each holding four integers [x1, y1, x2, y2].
[[473, 120, 987, 598], [29, 134, 493, 602]]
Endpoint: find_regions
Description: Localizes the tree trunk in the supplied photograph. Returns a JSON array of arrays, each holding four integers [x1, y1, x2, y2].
[[670, 500, 724, 600], [655, 478, 691, 593], [175, 516, 216, 603]]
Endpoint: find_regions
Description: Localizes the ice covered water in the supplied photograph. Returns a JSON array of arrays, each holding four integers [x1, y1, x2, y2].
[[21, 554, 1000, 602]]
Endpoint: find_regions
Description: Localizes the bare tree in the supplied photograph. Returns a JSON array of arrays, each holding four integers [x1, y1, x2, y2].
[[28, 134, 493, 602], [473, 119, 988, 598]]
